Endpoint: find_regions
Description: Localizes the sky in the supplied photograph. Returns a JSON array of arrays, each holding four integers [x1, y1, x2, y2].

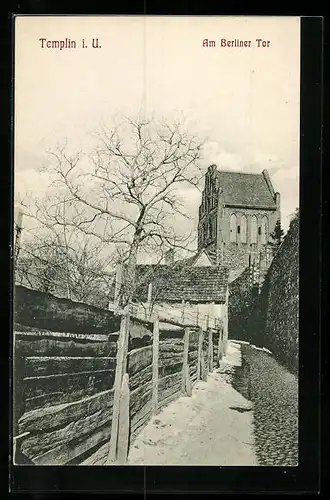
[[15, 16, 300, 244]]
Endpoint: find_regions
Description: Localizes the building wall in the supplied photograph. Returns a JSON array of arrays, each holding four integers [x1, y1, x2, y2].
[[228, 213, 299, 374], [198, 168, 280, 273]]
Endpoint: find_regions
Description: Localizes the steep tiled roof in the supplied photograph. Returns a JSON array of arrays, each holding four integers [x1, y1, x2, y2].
[[133, 264, 229, 304], [217, 171, 276, 208]]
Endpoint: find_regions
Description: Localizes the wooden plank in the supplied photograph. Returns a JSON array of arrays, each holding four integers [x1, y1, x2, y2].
[[127, 345, 153, 376], [129, 364, 153, 392], [197, 328, 203, 380], [159, 361, 183, 378], [182, 328, 191, 396], [217, 328, 222, 366], [129, 381, 153, 418], [14, 284, 121, 335], [15, 329, 112, 343], [19, 389, 114, 434], [24, 369, 115, 402], [21, 404, 113, 460], [159, 340, 184, 353], [158, 351, 183, 361], [158, 383, 182, 411], [158, 371, 182, 392], [15, 338, 117, 358], [208, 330, 213, 372], [117, 374, 130, 464], [158, 380, 182, 403], [152, 315, 159, 415], [24, 356, 117, 377], [33, 424, 111, 465], [107, 308, 130, 464], [188, 350, 198, 363], [201, 342, 207, 382], [130, 400, 152, 441], [159, 329, 185, 340]]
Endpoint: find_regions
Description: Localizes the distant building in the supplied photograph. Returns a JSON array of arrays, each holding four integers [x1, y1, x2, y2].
[[197, 165, 280, 280], [132, 263, 229, 333]]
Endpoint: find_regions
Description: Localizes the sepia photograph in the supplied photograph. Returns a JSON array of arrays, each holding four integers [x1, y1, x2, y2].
[[13, 15, 300, 467]]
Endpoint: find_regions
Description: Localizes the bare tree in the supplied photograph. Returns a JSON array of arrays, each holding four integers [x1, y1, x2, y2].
[[36, 116, 204, 307], [15, 192, 117, 307]]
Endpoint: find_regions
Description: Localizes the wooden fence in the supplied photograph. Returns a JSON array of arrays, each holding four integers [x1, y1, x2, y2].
[[13, 287, 227, 465]]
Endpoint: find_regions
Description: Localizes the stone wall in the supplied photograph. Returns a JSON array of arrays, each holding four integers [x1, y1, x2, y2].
[[228, 213, 299, 374]]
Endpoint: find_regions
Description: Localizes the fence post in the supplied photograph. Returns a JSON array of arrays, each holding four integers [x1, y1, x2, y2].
[[208, 329, 213, 373], [181, 300, 185, 324], [107, 306, 130, 464], [113, 263, 123, 308], [152, 314, 159, 415], [147, 283, 153, 319], [217, 326, 223, 364], [182, 327, 191, 396], [197, 327, 203, 380], [117, 373, 130, 464]]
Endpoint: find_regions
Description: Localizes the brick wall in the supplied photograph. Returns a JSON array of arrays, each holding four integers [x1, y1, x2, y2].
[[228, 213, 299, 374]]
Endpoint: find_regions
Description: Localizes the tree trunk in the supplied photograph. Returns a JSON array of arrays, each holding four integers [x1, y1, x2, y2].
[[120, 235, 139, 307]]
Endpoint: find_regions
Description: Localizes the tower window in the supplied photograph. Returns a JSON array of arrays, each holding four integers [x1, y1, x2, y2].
[[261, 216, 268, 244], [230, 214, 237, 243], [250, 216, 257, 243], [258, 226, 261, 235], [241, 215, 247, 243], [237, 225, 240, 234]]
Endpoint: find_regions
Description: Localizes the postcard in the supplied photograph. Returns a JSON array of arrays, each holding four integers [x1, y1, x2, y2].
[[13, 15, 300, 468]]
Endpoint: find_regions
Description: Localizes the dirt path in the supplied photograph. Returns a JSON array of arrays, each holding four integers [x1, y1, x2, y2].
[[127, 343, 257, 466]]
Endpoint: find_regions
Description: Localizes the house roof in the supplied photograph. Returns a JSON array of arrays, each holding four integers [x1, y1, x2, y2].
[[216, 170, 277, 208], [175, 248, 214, 267], [133, 264, 229, 304]]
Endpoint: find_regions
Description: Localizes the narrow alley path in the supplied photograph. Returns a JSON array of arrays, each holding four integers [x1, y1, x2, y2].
[[127, 342, 257, 466], [239, 343, 298, 466]]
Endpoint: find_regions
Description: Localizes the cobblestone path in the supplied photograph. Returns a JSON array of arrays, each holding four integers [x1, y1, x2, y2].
[[235, 343, 298, 466]]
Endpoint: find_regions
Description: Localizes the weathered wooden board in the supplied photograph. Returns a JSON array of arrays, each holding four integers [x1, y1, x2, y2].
[[129, 337, 152, 350], [159, 329, 185, 340], [14, 329, 113, 343], [129, 365, 153, 392], [14, 285, 121, 334], [24, 370, 115, 409], [159, 336, 183, 351], [158, 371, 182, 392], [21, 405, 113, 460], [158, 351, 183, 361], [127, 346, 153, 377], [129, 381, 153, 418], [189, 330, 199, 344], [130, 399, 152, 438], [32, 423, 112, 465], [188, 350, 198, 362], [15, 338, 117, 358], [24, 356, 117, 377], [158, 382, 182, 411], [158, 361, 183, 378], [19, 389, 114, 434]]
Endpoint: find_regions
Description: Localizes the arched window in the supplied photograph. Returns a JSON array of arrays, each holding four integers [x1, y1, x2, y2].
[[230, 214, 237, 243], [250, 215, 257, 244], [261, 216, 268, 244], [241, 215, 247, 243]]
